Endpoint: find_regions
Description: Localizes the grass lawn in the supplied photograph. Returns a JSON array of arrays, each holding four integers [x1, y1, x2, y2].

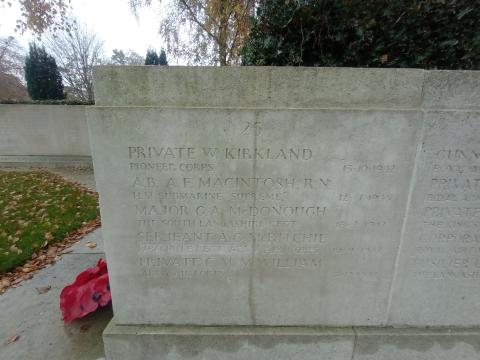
[[0, 171, 99, 273]]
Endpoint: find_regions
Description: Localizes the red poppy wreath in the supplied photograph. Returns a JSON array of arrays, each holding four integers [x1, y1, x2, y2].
[[60, 258, 111, 323]]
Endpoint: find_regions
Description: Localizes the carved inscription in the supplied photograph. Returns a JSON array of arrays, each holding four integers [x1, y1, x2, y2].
[[412, 146, 480, 280], [125, 142, 399, 281]]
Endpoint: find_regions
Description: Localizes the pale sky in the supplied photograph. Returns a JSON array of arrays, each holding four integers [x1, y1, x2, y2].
[[0, 0, 176, 62]]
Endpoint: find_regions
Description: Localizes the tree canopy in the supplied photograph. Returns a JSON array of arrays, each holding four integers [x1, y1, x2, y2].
[[130, 0, 256, 65], [242, 0, 480, 69], [158, 49, 168, 65], [144, 49, 168, 65], [110, 49, 144, 65], [24, 43, 64, 100], [44, 22, 103, 101], [0, 36, 25, 78], [1, 0, 72, 34], [145, 49, 159, 65], [0, 36, 27, 100]]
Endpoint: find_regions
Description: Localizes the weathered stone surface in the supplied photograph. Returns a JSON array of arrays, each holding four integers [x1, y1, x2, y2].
[[93, 66, 425, 109], [248, 110, 420, 326], [423, 70, 480, 110], [87, 67, 480, 336], [87, 106, 421, 326], [103, 322, 480, 360], [353, 328, 480, 360], [89, 108, 254, 325], [103, 321, 355, 360], [0, 105, 91, 157], [388, 111, 480, 326], [0, 155, 92, 168]]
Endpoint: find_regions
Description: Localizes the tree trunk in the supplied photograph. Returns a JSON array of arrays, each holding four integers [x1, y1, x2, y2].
[[218, 6, 229, 66]]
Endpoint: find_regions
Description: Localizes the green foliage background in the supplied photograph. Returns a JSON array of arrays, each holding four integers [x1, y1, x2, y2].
[[145, 49, 160, 65], [24, 44, 65, 100], [145, 49, 168, 65], [158, 49, 168, 65], [242, 0, 480, 69]]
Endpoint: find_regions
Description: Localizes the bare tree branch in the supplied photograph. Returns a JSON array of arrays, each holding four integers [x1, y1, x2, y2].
[[0, 36, 25, 78], [44, 22, 103, 101], [179, 0, 218, 43], [134, 0, 257, 65]]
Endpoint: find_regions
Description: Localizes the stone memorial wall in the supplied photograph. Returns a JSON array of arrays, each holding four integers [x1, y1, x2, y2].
[[87, 67, 480, 360], [390, 92, 480, 326], [0, 104, 91, 167]]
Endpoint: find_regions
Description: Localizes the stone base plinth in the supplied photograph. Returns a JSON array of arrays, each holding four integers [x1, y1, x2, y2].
[[103, 320, 480, 360], [0, 155, 92, 168]]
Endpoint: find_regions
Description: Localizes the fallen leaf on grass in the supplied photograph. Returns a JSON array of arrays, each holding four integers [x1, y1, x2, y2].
[[36, 285, 51, 294], [47, 247, 58, 257], [0, 215, 100, 292], [85, 242, 97, 249], [9, 245, 21, 254], [5, 334, 20, 345]]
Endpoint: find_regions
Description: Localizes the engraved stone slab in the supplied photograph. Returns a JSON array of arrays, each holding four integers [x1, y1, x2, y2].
[[89, 108, 255, 325], [388, 111, 480, 326], [250, 110, 420, 326], [87, 107, 421, 326]]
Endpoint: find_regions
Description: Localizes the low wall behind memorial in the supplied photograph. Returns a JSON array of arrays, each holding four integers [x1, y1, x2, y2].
[[0, 104, 91, 166]]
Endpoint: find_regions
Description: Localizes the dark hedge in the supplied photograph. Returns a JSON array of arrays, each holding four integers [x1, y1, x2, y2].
[[242, 0, 480, 69]]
